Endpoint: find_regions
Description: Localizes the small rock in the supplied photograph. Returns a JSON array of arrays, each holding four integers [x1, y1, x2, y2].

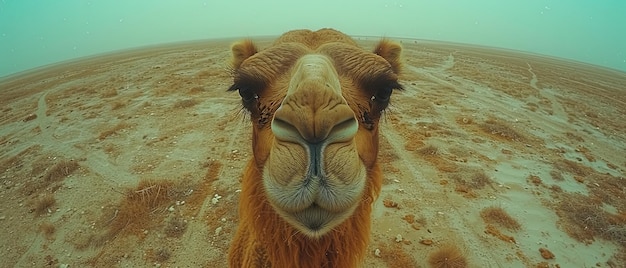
[[374, 248, 381, 257], [395, 234, 403, 242], [383, 199, 399, 209], [211, 194, 222, 204], [420, 239, 433, 245], [539, 247, 555, 259]]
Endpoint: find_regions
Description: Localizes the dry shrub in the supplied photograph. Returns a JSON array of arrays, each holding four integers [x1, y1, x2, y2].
[[111, 100, 126, 110], [44, 160, 79, 181], [0, 154, 22, 176], [378, 242, 419, 268], [188, 86, 205, 94], [22, 159, 78, 196], [450, 170, 492, 191], [588, 173, 626, 212], [528, 175, 542, 186], [147, 248, 172, 263], [468, 171, 492, 189], [480, 206, 521, 231], [549, 170, 564, 181], [479, 119, 524, 142], [553, 159, 592, 177], [416, 145, 459, 173], [34, 194, 56, 215], [107, 179, 176, 236], [172, 99, 198, 109], [427, 244, 468, 268], [39, 222, 56, 240], [417, 145, 439, 156], [98, 122, 131, 140], [556, 193, 626, 247], [164, 217, 188, 238], [101, 88, 118, 98]]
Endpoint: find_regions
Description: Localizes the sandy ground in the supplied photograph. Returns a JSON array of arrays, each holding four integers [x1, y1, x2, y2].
[[0, 37, 625, 268]]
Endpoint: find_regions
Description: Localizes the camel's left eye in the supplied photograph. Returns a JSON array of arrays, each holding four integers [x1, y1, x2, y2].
[[373, 86, 393, 102]]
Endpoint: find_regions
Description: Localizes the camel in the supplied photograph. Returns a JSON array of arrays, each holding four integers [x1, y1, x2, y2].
[[227, 28, 402, 267]]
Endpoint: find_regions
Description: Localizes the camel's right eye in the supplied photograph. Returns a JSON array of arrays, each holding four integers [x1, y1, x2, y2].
[[238, 86, 258, 102], [228, 83, 258, 103]]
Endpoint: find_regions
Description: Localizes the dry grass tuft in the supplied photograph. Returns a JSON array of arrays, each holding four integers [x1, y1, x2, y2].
[[98, 122, 132, 140], [553, 159, 592, 177], [469, 171, 492, 189], [148, 248, 172, 263], [479, 119, 524, 142], [34, 194, 56, 215], [106, 179, 176, 236], [101, 88, 118, 98], [44, 160, 79, 182], [549, 170, 564, 181], [427, 244, 468, 268], [39, 222, 56, 240], [377, 242, 419, 268], [556, 193, 626, 247], [528, 175, 543, 186], [480, 206, 521, 231], [172, 99, 198, 109], [450, 170, 492, 192], [111, 100, 126, 110], [164, 217, 188, 238], [417, 145, 439, 156]]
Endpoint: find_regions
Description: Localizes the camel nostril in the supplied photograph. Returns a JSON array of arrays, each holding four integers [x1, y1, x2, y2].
[[326, 116, 358, 144], [271, 115, 302, 143]]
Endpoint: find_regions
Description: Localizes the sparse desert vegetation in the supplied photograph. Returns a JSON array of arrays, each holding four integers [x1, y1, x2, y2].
[[480, 206, 521, 231], [427, 244, 468, 268], [479, 118, 524, 142]]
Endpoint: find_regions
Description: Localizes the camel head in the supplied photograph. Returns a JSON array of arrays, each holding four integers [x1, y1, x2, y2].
[[228, 29, 402, 238]]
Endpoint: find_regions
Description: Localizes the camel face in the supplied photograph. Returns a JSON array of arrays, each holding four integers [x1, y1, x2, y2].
[[229, 29, 402, 238], [265, 53, 366, 237]]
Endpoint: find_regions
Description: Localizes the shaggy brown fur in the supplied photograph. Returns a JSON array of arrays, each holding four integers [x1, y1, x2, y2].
[[227, 28, 402, 267]]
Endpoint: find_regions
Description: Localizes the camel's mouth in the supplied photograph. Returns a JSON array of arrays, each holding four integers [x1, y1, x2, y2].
[[281, 202, 359, 238], [262, 144, 367, 237]]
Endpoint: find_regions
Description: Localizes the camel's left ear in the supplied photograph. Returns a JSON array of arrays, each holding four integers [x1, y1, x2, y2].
[[374, 40, 402, 74], [230, 40, 258, 69]]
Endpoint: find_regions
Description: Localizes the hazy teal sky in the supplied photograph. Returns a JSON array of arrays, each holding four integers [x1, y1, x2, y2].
[[1, 0, 625, 77]]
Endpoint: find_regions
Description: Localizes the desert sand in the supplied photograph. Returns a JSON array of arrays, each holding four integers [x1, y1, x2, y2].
[[0, 36, 625, 267]]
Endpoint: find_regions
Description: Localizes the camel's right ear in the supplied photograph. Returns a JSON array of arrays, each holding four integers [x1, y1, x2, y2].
[[231, 40, 258, 69], [374, 39, 402, 74]]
